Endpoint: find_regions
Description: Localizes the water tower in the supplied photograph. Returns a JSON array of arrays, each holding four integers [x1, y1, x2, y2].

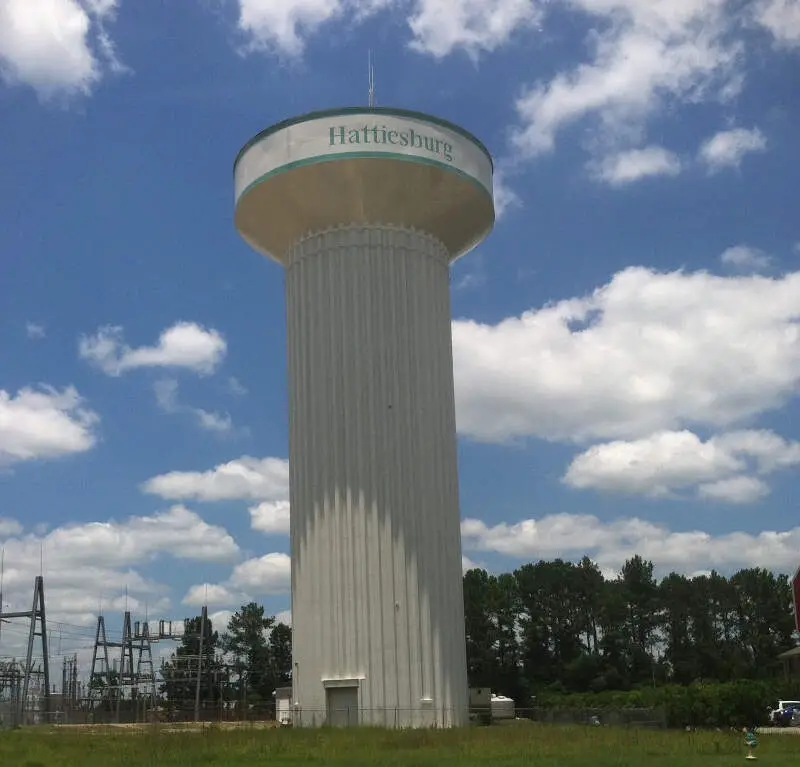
[[233, 106, 495, 728]]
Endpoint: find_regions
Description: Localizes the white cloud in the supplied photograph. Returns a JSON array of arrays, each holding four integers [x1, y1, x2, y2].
[[182, 583, 239, 608], [154, 378, 234, 435], [25, 322, 46, 339], [234, 0, 352, 57], [0, 386, 99, 466], [563, 429, 800, 500], [228, 376, 248, 396], [229, 553, 291, 594], [452, 266, 800, 444], [754, 0, 800, 48], [79, 322, 227, 377], [720, 245, 773, 273], [195, 409, 235, 434], [461, 513, 800, 576], [38, 505, 240, 567], [0, 517, 23, 538], [0, 0, 123, 99], [231, 0, 539, 59], [493, 169, 521, 219], [275, 608, 292, 626], [209, 609, 235, 631], [698, 127, 768, 172], [510, 0, 741, 159], [184, 553, 292, 613], [249, 500, 291, 535], [407, 0, 543, 59], [141, 455, 290, 503], [592, 146, 682, 186], [697, 475, 769, 504], [0, 505, 238, 625]]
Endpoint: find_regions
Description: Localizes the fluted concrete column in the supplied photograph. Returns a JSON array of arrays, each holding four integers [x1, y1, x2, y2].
[[286, 226, 468, 728]]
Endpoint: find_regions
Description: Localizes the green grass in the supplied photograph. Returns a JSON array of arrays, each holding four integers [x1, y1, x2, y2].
[[2, 723, 798, 767]]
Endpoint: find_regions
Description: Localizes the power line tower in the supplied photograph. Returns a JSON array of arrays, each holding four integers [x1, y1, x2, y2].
[[88, 614, 116, 711], [61, 653, 79, 712], [88, 611, 158, 721], [0, 576, 51, 724], [132, 619, 157, 711]]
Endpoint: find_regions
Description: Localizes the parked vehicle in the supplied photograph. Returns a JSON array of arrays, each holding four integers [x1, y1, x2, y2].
[[768, 700, 800, 727]]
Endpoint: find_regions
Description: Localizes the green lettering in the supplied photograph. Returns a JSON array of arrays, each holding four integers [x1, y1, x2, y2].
[[326, 123, 454, 163]]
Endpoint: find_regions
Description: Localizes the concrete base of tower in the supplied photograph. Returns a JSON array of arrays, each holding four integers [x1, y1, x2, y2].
[[286, 225, 469, 729]]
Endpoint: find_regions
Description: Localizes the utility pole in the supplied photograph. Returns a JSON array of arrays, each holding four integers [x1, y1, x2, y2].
[[194, 605, 207, 722]]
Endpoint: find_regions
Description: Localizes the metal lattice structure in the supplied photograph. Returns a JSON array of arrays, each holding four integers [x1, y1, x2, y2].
[[0, 576, 51, 725]]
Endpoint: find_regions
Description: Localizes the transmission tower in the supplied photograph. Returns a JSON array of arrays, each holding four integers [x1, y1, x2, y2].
[[0, 576, 51, 724], [88, 614, 114, 710], [88, 610, 159, 720]]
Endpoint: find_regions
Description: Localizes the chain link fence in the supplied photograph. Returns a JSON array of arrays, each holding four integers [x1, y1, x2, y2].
[[1, 699, 667, 731]]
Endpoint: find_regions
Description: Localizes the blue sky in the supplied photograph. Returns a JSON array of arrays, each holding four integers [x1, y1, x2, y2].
[[1, 0, 800, 663]]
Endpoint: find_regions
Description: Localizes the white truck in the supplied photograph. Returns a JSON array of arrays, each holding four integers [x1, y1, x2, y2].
[[769, 700, 800, 727]]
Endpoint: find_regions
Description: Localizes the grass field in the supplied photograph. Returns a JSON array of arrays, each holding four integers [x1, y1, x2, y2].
[[2, 722, 798, 767]]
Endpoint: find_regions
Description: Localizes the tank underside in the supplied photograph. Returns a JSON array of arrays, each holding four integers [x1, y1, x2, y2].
[[234, 157, 494, 264]]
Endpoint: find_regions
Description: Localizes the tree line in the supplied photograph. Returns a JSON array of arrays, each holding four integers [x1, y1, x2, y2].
[[159, 602, 292, 711], [464, 555, 798, 706], [159, 555, 798, 712]]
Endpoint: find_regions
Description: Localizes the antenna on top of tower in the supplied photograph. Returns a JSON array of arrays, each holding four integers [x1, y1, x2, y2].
[[368, 49, 376, 108]]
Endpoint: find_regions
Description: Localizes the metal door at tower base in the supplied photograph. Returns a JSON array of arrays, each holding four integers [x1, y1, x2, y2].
[[326, 685, 359, 727]]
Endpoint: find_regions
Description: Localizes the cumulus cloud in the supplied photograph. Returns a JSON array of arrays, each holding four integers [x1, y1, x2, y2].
[[754, 0, 800, 48], [230, 0, 541, 59], [452, 266, 800, 444], [182, 583, 239, 608], [407, 0, 543, 59], [592, 146, 682, 186], [185, 552, 292, 610], [461, 514, 800, 577], [0, 505, 239, 625], [233, 0, 367, 57], [510, 0, 742, 159], [79, 322, 227, 377], [563, 429, 800, 500], [25, 322, 46, 340], [0, 0, 124, 99], [698, 127, 768, 172], [249, 501, 291, 535], [0, 517, 23, 538], [141, 455, 290, 503], [697, 475, 770, 504], [719, 245, 773, 273], [228, 377, 248, 396], [154, 378, 235, 435], [492, 169, 521, 219], [229, 553, 291, 594], [0, 386, 99, 467]]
